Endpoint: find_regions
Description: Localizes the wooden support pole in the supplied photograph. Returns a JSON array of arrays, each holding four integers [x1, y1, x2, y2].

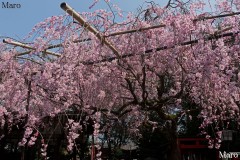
[[105, 24, 166, 37], [84, 31, 239, 65], [2, 39, 61, 57], [193, 11, 240, 22], [39, 23, 234, 50], [60, 2, 120, 57]]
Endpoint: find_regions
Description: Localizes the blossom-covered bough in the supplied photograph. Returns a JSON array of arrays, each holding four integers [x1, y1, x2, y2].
[[1, 0, 240, 159]]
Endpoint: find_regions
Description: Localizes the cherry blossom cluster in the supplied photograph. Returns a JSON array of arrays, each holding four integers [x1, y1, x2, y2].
[[66, 119, 81, 151]]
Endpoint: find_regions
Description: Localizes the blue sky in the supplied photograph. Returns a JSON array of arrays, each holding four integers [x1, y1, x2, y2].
[[0, 0, 168, 39]]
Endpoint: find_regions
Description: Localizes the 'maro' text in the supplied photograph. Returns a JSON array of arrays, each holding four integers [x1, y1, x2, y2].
[[2, 2, 21, 8]]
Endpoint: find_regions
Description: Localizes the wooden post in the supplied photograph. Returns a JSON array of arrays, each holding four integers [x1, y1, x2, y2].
[[2, 39, 61, 57], [60, 2, 120, 58], [91, 136, 95, 160]]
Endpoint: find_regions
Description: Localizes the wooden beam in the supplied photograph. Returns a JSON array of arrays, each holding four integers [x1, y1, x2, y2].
[[3, 39, 61, 57], [83, 31, 239, 65], [193, 11, 240, 22], [105, 24, 166, 37], [60, 2, 120, 58]]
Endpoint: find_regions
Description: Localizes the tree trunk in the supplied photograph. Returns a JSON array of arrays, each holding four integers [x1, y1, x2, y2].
[[21, 148, 25, 160], [167, 120, 181, 160], [107, 139, 113, 160], [52, 133, 64, 160], [73, 146, 77, 160]]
